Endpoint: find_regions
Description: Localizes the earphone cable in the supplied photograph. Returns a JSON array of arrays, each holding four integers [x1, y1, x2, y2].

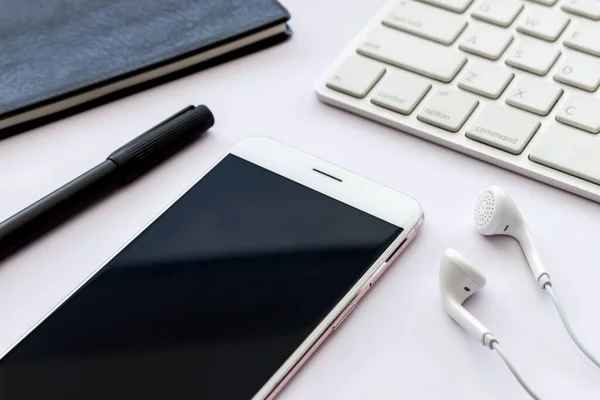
[[491, 342, 542, 400], [544, 284, 600, 369]]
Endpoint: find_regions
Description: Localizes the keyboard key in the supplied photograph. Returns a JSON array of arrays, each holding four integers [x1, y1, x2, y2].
[[326, 56, 385, 98], [554, 52, 600, 92], [357, 26, 467, 83], [472, 0, 523, 27], [466, 106, 540, 154], [458, 63, 514, 99], [505, 38, 561, 76], [564, 21, 600, 57], [530, 125, 600, 185], [417, 89, 478, 132], [416, 0, 474, 13], [459, 24, 513, 60], [517, 9, 570, 42], [506, 76, 563, 116], [528, 0, 558, 5], [556, 93, 600, 133], [562, 0, 600, 21], [383, 1, 467, 45], [370, 70, 431, 115]]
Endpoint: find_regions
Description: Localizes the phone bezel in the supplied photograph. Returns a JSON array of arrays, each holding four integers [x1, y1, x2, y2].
[[0, 136, 423, 399]]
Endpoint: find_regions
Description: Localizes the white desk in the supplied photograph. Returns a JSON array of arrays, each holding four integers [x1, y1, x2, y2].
[[1, 0, 599, 398]]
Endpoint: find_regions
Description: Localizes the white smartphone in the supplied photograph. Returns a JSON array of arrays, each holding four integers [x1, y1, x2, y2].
[[0, 137, 423, 400]]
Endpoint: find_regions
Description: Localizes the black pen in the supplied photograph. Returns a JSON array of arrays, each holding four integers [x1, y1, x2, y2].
[[0, 105, 214, 261]]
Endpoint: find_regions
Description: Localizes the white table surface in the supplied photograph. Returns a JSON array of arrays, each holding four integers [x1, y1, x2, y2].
[[1, 0, 600, 398]]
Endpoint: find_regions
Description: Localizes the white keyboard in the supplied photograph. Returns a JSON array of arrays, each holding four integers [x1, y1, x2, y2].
[[316, 0, 600, 203]]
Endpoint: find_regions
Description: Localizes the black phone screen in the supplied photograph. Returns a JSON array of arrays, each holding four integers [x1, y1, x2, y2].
[[0, 155, 402, 400]]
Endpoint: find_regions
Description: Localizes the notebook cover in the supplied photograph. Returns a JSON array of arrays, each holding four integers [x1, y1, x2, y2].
[[0, 0, 291, 130]]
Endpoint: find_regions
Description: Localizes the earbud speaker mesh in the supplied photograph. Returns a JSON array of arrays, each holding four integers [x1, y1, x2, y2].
[[475, 190, 495, 228]]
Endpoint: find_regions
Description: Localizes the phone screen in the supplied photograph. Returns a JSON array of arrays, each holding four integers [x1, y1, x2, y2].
[[0, 155, 402, 400]]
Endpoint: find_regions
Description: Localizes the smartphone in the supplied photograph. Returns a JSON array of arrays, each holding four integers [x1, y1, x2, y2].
[[0, 137, 423, 400]]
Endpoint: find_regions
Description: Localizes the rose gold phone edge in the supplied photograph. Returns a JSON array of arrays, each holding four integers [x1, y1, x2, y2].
[[263, 216, 423, 399], [226, 137, 425, 399]]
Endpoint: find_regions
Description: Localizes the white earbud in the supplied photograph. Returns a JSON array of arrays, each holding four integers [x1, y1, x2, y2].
[[440, 249, 544, 398], [474, 186, 600, 370], [474, 186, 550, 288], [440, 249, 496, 348]]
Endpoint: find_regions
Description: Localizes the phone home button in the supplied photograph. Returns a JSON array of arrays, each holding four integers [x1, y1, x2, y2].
[[332, 303, 356, 330]]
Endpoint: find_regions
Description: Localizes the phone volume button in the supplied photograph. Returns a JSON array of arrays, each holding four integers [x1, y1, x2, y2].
[[332, 303, 356, 331], [370, 262, 388, 286]]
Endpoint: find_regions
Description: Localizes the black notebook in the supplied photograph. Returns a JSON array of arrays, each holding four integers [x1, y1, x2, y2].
[[0, 0, 291, 135]]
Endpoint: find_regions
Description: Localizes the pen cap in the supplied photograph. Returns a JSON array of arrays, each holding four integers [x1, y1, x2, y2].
[[108, 105, 214, 183]]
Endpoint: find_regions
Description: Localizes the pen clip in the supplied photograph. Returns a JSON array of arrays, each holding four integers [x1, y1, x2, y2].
[[147, 105, 196, 131]]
